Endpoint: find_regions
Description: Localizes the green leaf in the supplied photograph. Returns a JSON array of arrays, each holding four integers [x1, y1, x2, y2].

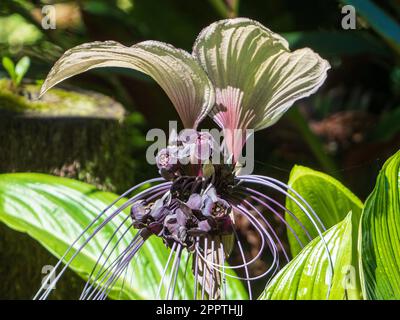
[[359, 150, 400, 299], [193, 18, 330, 132], [0, 173, 247, 300], [259, 213, 362, 300], [286, 165, 363, 257], [15, 56, 30, 86], [2, 56, 16, 84]]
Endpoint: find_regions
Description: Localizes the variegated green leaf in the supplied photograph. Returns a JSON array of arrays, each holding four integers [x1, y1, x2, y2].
[[40, 41, 215, 129], [260, 213, 362, 300], [193, 18, 330, 132], [359, 150, 400, 299]]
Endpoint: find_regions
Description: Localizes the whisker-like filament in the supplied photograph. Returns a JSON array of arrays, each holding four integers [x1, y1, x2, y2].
[[81, 184, 168, 300], [234, 204, 279, 280], [237, 175, 334, 295], [241, 197, 290, 262], [95, 237, 147, 300], [80, 215, 134, 299], [239, 175, 325, 231], [210, 240, 215, 300], [157, 242, 177, 299], [177, 252, 191, 300], [86, 233, 147, 300], [82, 232, 144, 299], [193, 238, 199, 300], [193, 203, 275, 281], [34, 16, 332, 301], [81, 227, 139, 299], [168, 246, 182, 300]]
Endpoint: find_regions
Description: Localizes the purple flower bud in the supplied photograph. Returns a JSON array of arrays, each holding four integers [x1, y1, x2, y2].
[[130, 201, 150, 228]]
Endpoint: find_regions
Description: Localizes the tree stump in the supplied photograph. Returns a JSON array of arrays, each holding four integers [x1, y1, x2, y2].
[[0, 79, 143, 299]]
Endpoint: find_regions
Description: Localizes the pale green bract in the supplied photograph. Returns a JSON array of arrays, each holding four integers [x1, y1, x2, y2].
[[39, 18, 330, 134]]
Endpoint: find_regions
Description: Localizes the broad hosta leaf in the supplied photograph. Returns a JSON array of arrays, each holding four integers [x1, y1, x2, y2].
[[2, 56, 16, 82], [286, 165, 363, 256], [359, 150, 400, 299], [193, 18, 330, 132], [259, 213, 361, 300], [40, 41, 215, 129], [0, 173, 247, 299]]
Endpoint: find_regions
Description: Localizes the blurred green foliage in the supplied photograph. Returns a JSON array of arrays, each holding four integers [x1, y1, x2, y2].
[[2, 56, 30, 86]]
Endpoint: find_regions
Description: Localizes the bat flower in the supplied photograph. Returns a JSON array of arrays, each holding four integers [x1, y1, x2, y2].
[[35, 18, 333, 300]]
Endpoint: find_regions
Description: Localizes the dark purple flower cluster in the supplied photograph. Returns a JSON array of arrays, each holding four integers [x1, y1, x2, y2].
[[130, 186, 233, 249]]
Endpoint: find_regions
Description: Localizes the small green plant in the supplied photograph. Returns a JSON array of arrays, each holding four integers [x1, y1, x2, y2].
[[1, 56, 30, 87]]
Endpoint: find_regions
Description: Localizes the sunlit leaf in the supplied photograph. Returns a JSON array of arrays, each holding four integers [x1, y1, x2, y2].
[[359, 150, 400, 299], [286, 165, 363, 256], [40, 41, 215, 129], [259, 213, 362, 300], [0, 173, 247, 299]]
